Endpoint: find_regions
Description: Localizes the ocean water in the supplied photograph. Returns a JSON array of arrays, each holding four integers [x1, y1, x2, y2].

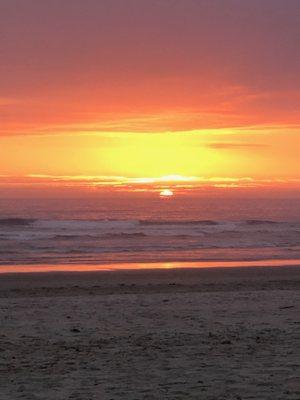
[[0, 197, 299, 265]]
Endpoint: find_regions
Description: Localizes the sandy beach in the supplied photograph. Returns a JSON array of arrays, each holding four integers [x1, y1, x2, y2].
[[0, 265, 299, 399]]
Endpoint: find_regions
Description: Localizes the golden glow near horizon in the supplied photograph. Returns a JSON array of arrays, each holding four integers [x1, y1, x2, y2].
[[0, 172, 299, 198], [0, 128, 299, 198], [1, 129, 299, 190]]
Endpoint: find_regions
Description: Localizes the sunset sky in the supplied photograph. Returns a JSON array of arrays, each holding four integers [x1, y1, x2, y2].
[[1, 0, 299, 197]]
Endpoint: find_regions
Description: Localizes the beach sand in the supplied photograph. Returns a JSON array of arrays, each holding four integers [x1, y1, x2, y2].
[[0, 266, 299, 399]]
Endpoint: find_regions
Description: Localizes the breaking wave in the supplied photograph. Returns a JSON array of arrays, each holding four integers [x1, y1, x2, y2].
[[139, 219, 219, 226], [0, 218, 36, 226], [244, 219, 278, 225]]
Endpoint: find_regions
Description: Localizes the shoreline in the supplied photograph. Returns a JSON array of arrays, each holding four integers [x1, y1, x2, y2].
[[0, 263, 299, 295], [0, 257, 299, 274]]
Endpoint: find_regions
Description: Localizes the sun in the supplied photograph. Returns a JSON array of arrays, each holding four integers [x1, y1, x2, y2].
[[159, 189, 174, 198]]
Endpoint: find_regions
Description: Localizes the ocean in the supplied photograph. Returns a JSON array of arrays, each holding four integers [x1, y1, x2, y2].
[[0, 197, 299, 266]]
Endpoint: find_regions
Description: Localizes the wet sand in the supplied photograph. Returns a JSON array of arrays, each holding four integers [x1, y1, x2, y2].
[[0, 266, 299, 399]]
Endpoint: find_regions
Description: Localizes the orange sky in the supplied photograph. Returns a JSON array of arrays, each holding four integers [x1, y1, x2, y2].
[[0, 1, 299, 197]]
